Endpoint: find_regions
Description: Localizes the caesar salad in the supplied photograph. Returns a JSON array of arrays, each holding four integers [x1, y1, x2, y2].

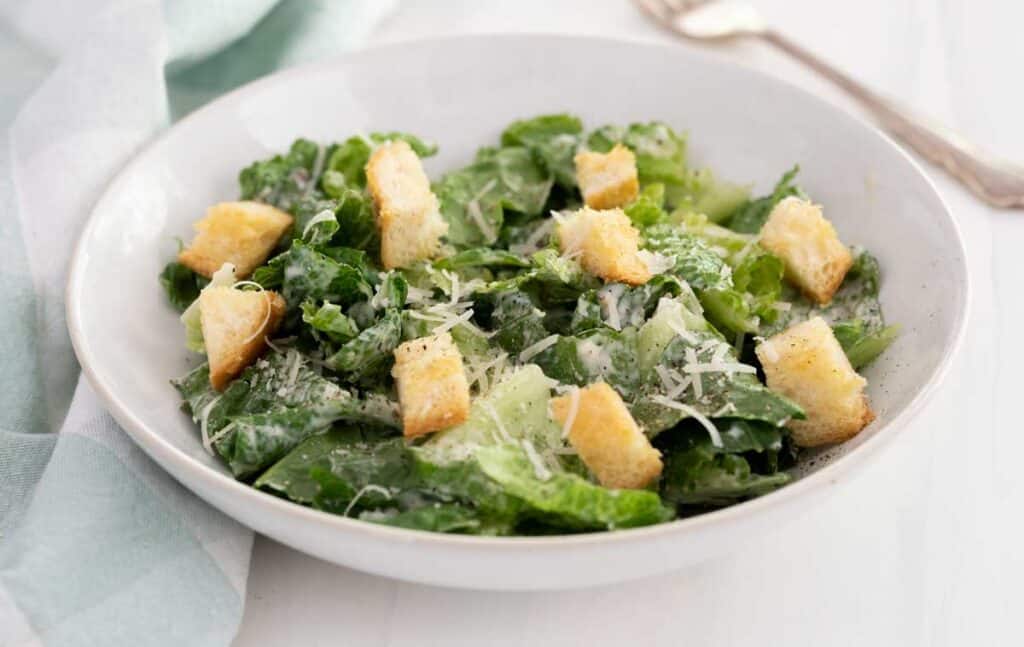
[[159, 114, 898, 535]]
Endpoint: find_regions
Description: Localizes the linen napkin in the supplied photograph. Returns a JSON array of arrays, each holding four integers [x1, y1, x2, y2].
[[0, 1, 395, 644]]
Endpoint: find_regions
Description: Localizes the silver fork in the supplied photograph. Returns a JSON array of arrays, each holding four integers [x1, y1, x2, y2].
[[636, 0, 1024, 208]]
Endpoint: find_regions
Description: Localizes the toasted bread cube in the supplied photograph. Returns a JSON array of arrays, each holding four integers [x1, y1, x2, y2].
[[557, 207, 652, 285], [392, 332, 470, 438], [179, 201, 293, 279], [574, 144, 640, 209], [366, 140, 448, 270], [199, 286, 286, 391], [755, 317, 874, 447], [759, 196, 853, 304], [551, 382, 663, 489]]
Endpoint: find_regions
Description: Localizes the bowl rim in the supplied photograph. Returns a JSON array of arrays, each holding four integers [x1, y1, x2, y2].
[[65, 33, 970, 549]]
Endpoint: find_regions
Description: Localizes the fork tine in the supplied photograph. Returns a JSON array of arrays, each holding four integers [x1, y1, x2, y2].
[[664, 0, 713, 12], [634, 0, 672, 21]]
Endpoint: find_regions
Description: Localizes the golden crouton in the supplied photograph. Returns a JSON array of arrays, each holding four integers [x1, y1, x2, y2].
[[366, 140, 448, 270], [755, 317, 874, 447], [759, 196, 853, 304], [199, 286, 286, 391], [557, 207, 652, 285], [551, 382, 663, 489], [392, 332, 470, 438], [179, 201, 293, 279], [574, 144, 640, 209]]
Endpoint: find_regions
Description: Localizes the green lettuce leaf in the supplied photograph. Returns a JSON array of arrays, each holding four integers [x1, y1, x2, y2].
[[301, 300, 360, 344], [323, 310, 403, 385], [159, 261, 207, 313], [173, 351, 399, 478], [239, 139, 324, 212], [436, 146, 554, 247], [658, 423, 790, 508], [727, 165, 803, 234], [500, 113, 583, 188]]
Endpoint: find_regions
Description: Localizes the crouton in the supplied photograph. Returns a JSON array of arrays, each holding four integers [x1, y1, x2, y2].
[[392, 332, 470, 438], [366, 140, 448, 270], [755, 317, 874, 447], [199, 286, 286, 391], [574, 144, 640, 209], [557, 207, 652, 285], [758, 196, 853, 304], [179, 201, 293, 279], [551, 382, 663, 489]]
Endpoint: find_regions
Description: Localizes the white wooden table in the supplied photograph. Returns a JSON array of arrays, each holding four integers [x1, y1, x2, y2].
[[235, 2, 1024, 645]]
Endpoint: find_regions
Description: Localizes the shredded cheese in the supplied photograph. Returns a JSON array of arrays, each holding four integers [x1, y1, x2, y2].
[[667, 375, 692, 399], [511, 218, 556, 255], [665, 318, 698, 344], [560, 387, 581, 439], [519, 334, 559, 362], [199, 395, 224, 454], [432, 308, 475, 334], [483, 402, 513, 443], [343, 484, 392, 517], [654, 365, 676, 391], [466, 179, 498, 241], [650, 396, 723, 447], [685, 347, 703, 399], [600, 291, 622, 331], [305, 144, 326, 197], [520, 439, 553, 481]]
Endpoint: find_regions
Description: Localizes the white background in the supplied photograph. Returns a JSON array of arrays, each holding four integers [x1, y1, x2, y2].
[[235, 2, 1024, 645]]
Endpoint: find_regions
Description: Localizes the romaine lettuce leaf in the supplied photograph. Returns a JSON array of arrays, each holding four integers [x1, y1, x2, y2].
[[633, 297, 803, 435], [657, 423, 790, 508], [301, 300, 360, 344], [324, 132, 437, 189], [764, 250, 898, 368], [323, 309, 403, 384], [239, 138, 323, 212], [173, 351, 400, 478], [159, 261, 207, 312], [277, 240, 373, 308], [436, 146, 554, 247], [727, 165, 803, 234], [415, 366, 673, 531], [475, 445, 673, 530], [500, 113, 583, 188]]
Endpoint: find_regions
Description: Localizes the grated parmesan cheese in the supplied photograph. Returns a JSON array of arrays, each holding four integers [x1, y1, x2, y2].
[[637, 250, 675, 275], [650, 396, 723, 447], [520, 439, 553, 481], [560, 387, 581, 439], [654, 365, 676, 391], [510, 218, 556, 255], [600, 291, 622, 331], [301, 208, 335, 239], [431, 308, 475, 334], [305, 144, 326, 198], [466, 179, 498, 241], [343, 484, 392, 517], [519, 334, 559, 362]]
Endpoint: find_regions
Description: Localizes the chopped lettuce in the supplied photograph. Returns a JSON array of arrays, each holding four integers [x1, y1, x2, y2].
[[726, 165, 803, 233], [162, 116, 897, 536], [500, 113, 583, 188], [159, 261, 207, 312], [436, 146, 554, 247]]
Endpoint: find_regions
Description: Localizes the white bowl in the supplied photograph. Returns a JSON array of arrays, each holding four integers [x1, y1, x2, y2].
[[66, 35, 968, 590]]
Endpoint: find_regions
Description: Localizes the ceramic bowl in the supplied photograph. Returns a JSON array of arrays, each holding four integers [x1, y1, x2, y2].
[[66, 35, 968, 590]]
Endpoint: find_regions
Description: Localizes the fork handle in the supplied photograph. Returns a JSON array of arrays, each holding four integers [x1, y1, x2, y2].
[[761, 29, 1024, 208]]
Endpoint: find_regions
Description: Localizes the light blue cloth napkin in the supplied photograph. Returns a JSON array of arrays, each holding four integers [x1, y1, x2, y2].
[[0, 1, 394, 644]]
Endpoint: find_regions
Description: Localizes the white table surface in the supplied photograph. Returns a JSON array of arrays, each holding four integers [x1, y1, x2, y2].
[[234, 2, 1024, 645]]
